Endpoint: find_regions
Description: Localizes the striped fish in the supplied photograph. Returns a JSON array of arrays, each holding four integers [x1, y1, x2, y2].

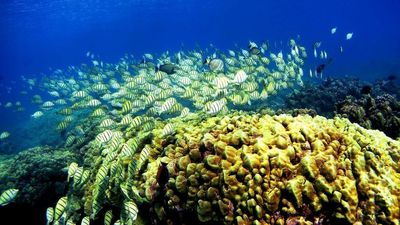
[[104, 151, 118, 164], [99, 118, 115, 128], [180, 107, 190, 117], [120, 115, 132, 126], [214, 76, 229, 89], [96, 165, 108, 182], [65, 135, 76, 147], [225, 57, 235, 65], [160, 98, 176, 113], [66, 219, 76, 225], [260, 56, 270, 64], [46, 207, 54, 225], [120, 144, 134, 159], [73, 167, 83, 184], [145, 94, 157, 105], [108, 138, 121, 151], [243, 82, 258, 92], [91, 108, 106, 117], [87, 99, 101, 107], [121, 100, 133, 114], [0, 188, 18, 206], [104, 210, 113, 225], [207, 99, 226, 115], [233, 70, 247, 84], [131, 116, 143, 128], [124, 201, 138, 222], [67, 162, 78, 182], [54, 196, 68, 221], [81, 216, 90, 225], [75, 137, 86, 146], [42, 101, 55, 108], [73, 90, 88, 98], [96, 130, 113, 144], [141, 121, 155, 132], [91, 199, 103, 219], [78, 170, 90, 187], [139, 145, 151, 165], [162, 123, 174, 136], [55, 99, 67, 105]]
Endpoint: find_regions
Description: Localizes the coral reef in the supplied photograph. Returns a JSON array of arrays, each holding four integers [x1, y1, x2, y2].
[[0, 146, 77, 206], [286, 77, 368, 116], [336, 94, 400, 139], [54, 111, 400, 225]]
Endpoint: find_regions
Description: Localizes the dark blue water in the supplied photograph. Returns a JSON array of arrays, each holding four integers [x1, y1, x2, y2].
[[0, 0, 400, 150]]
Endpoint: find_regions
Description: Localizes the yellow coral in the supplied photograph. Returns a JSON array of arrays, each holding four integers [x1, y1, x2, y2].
[[56, 112, 400, 225]]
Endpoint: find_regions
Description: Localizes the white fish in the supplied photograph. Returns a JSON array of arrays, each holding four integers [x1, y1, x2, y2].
[[346, 33, 353, 40], [331, 27, 337, 34], [309, 69, 313, 77], [0, 132, 10, 140], [294, 45, 299, 55], [207, 99, 225, 115], [313, 48, 317, 58], [144, 53, 153, 60], [92, 60, 99, 66], [233, 70, 247, 84], [340, 46, 344, 53], [214, 76, 229, 89], [241, 49, 249, 57], [31, 111, 44, 119]]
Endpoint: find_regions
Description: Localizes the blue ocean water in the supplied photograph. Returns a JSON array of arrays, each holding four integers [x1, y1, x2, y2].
[[0, 1, 400, 224], [0, 0, 400, 151]]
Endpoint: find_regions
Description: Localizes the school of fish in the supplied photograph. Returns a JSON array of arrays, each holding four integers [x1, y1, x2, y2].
[[1, 39, 310, 225]]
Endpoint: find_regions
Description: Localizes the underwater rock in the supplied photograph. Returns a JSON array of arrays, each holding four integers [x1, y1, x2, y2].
[[336, 94, 400, 139], [285, 77, 369, 117], [50, 111, 400, 225], [0, 146, 77, 206], [0, 146, 77, 224]]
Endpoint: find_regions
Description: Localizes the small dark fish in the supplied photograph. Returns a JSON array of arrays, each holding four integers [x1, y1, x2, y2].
[[249, 47, 261, 56], [316, 57, 333, 75], [156, 162, 169, 188], [156, 63, 179, 74], [387, 74, 397, 81], [361, 85, 372, 95], [316, 64, 326, 74]]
